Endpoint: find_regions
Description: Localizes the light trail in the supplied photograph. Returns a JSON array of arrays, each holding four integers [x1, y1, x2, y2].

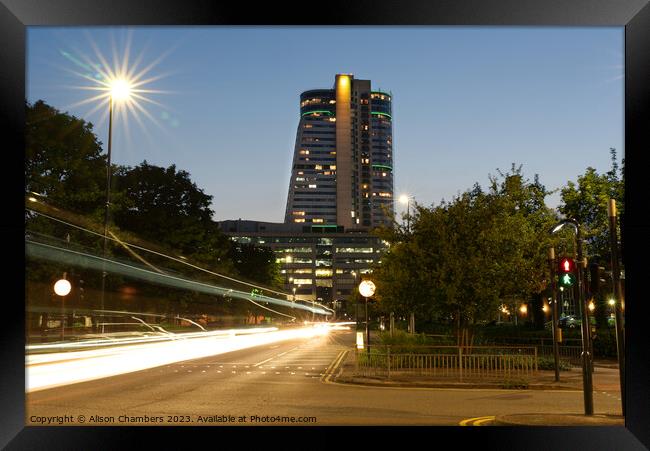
[[26, 325, 337, 392], [26, 240, 331, 316]]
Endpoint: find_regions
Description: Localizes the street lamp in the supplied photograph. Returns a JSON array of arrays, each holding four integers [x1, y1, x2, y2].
[[99, 79, 133, 333], [399, 194, 415, 233], [54, 274, 71, 340], [358, 279, 376, 354], [551, 218, 593, 415]]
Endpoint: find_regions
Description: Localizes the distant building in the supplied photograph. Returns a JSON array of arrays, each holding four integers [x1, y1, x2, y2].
[[284, 74, 394, 230], [220, 74, 394, 307], [219, 220, 386, 307]]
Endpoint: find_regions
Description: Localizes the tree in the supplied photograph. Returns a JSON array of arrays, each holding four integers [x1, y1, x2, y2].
[[559, 148, 624, 265], [25, 100, 113, 293], [228, 243, 282, 288], [373, 165, 559, 345], [112, 161, 233, 273], [559, 148, 624, 330], [26, 100, 107, 218]]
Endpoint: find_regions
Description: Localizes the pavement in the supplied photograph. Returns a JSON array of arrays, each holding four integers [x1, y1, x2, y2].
[[333, 349, 625, 426]]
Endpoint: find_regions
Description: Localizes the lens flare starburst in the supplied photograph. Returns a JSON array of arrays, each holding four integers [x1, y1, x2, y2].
[[58, 29, 178, 153]]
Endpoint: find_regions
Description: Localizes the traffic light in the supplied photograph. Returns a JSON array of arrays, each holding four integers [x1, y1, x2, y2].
[[558, 257, 576, 287]]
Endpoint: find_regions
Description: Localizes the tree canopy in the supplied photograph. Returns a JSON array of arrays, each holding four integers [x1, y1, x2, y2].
[[373, 165, 559, 342]]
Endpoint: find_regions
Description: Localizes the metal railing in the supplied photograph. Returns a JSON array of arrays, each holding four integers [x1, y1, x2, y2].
[[354, 345, 538, 381]]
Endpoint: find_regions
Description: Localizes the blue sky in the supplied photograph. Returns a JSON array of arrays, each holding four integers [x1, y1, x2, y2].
[[27, 27, 624, 222]]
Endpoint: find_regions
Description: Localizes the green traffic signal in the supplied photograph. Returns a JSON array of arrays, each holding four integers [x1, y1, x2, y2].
[[559, 273, 576, 287]]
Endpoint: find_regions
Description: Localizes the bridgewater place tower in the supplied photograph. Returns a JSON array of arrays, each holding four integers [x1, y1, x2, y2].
[[284, 74, 394, 231]]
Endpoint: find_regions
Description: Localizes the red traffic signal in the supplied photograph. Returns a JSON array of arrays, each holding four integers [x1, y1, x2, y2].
[[558, 257, 575, 273]]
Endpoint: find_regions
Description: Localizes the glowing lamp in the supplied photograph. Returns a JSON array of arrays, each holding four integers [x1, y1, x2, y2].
[[54, 279, 71, 297], [110, 79, 132, 101], [358, 280, 376, 298]]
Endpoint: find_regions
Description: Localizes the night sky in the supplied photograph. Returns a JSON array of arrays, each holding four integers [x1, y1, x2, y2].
[[27, 27, 624, 222]]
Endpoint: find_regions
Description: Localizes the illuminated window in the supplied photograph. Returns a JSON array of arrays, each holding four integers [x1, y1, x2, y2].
[[293, 278, 312, 285], [330, 165, 336, 170], [316, 279, 333, 287], [335, 269, 344, 274], [294, 268, 313, 274], [304, 124, 313, 128], [294, 218, 305, 223], [328, 118, 336, 122], [336, 247, 373, 253], [309, 184, 317, 189], [315, 165, 323, 170], [351, 211, 355, 218], [329, 100, 336, 104], [292, 211, 305, 216], [379, 192, 392, 198], [315, 269, 333, 277], [312, 218, 323, 223], [296, 177, 305, 181], [330, 151, 337, 155]]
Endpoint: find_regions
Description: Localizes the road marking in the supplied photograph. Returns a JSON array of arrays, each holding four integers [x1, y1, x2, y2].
[[321, 350, 348, 384], [253, 346, 300, 367], [459, 416, 495, 426]]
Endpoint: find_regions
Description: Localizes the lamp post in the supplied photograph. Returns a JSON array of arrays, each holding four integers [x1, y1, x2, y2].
[[551, 218, 593, 415], [399, 194, 415, 233], [607, 199, 625, 416], [99, 79, 132, 333], [358, 280, 376, 354], [54, 274, 72, 341], [548, 247, 561, 382]]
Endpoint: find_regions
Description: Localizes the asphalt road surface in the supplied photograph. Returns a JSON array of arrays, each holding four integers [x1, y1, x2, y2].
[[26, 330, 622, 426]]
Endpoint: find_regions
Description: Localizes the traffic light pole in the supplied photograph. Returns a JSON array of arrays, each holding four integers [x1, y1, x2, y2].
[[549, 247, 560, 382], [608, 199, 625, 416], [575, 225, 594, 415]]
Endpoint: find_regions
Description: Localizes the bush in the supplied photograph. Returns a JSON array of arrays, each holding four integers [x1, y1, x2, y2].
[[592, 329, 618, 358], [537, 356, 572, 371]]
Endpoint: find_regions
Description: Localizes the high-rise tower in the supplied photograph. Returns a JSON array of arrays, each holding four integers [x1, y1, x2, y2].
[[284, 74, 394, 231]]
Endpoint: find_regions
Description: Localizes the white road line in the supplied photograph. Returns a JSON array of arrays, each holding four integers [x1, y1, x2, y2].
[[253, 346, 300, 367]]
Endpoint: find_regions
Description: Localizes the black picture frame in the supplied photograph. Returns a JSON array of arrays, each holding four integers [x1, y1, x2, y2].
[[2, 0, 649, 448]]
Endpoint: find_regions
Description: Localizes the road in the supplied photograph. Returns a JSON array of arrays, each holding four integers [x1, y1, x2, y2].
[[26, 330, 622, 426]]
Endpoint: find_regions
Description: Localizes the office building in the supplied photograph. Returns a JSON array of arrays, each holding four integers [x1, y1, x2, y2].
[[284, 74, 394, 231]]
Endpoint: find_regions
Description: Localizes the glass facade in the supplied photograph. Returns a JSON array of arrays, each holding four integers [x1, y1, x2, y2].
[[225, 230, 386, 305], [285, 75, 394, 230]]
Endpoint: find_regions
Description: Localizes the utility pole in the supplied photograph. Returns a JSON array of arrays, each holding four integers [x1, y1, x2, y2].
[[608, 199, 625, 416]]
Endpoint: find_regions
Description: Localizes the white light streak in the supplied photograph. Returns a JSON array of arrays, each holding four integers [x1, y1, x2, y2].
[[26, 325, 337, 392]]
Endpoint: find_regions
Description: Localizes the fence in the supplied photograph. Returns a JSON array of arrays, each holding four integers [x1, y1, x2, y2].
[[354, 345, 538, 381]]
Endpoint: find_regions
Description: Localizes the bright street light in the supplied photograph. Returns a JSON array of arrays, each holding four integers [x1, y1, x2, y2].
[[54, 278, 71, 297], [109, 78, 132, 101], [100, 77, 135, 332]]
